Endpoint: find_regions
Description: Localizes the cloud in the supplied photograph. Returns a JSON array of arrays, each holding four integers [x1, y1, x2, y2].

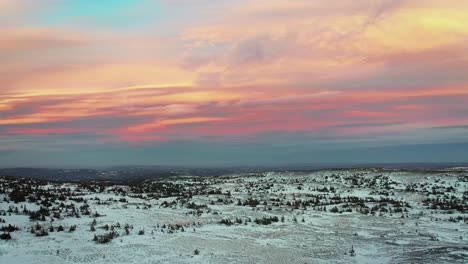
[[431, 125, 468, 130], [0, 27, 89, 54], [1, 0, 468, 166], [179, 0, 468, 89]]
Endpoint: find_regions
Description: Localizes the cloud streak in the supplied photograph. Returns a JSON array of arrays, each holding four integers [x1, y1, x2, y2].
[[1, 0, 467, 166]]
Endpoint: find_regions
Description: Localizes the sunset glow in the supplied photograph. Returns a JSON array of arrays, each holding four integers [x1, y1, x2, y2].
[[1, 0, 468, 166]]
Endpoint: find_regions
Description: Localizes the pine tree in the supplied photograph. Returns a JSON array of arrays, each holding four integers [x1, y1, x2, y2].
[[349, 245, 356, 257]]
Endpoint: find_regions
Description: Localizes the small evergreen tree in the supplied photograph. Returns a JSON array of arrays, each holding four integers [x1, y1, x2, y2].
[[349, 245, 356, 257]]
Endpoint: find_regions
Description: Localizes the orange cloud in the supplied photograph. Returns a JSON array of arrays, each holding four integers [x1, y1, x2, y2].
[[1, 0, 467, 149], [114, 116, 227, 134], [7, 128, 88, 135]]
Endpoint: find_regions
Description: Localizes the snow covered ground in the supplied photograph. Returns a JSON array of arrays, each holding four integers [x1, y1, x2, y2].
[[0, 168, 467, 263]]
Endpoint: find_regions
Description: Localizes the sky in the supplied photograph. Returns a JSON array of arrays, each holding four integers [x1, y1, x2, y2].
[[1, 0, 468, 168]]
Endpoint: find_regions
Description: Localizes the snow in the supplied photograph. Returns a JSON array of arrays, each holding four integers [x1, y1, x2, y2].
[[0, 169, 467, 263]]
